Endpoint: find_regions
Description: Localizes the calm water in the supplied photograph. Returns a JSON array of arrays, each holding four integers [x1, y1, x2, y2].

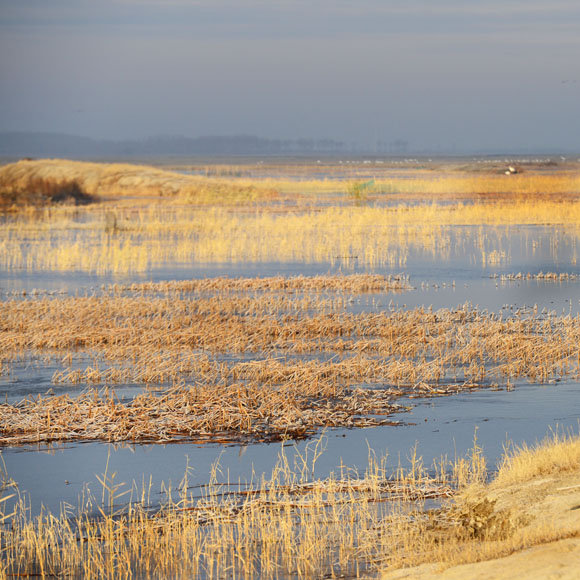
[[1, 222, 579, 514]]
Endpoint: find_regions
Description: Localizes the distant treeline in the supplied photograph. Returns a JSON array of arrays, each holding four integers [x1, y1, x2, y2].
[[0, 132, 348, 158]]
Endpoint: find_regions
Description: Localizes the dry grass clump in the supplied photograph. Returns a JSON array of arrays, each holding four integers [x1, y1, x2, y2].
[[0, 158, 190, 199], [493, 430, 580, 487], [380, 430, 580, 576], [1, 275, 579, 445], [0, 175, 94, 209]]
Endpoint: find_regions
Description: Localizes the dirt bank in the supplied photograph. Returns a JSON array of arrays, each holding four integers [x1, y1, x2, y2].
[[382, 454, 580, 579]]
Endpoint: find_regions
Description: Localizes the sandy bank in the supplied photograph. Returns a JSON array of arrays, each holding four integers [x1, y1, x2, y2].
[[382, 460, 580, 579]]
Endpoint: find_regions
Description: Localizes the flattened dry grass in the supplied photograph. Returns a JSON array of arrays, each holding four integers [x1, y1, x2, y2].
[[1, 275, 579, 446], [0, 384, 407, 445], [117, 272, 412, 294]]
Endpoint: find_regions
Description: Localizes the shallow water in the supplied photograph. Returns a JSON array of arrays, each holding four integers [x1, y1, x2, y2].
[[1, 219, 579, 516]]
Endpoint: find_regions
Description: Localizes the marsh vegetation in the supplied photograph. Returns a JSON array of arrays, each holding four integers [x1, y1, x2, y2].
[[0, 156, 579, 577], [1, 275, 579, 446]]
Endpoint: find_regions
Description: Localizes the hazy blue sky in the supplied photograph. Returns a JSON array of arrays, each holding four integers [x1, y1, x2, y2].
[[1, 0, 579, 151]]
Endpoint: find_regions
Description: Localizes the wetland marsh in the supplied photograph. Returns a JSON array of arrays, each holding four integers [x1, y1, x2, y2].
[[0, 156, 579, 578]]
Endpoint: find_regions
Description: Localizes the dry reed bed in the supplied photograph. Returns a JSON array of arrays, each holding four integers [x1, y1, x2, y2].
[[5, 429, 578, 579], [0, 384, 409, 445], [110, 273, 412, 295], [1, 277, 579, 445], [2, 201, 580, 274], [0, 439, 470, 579]]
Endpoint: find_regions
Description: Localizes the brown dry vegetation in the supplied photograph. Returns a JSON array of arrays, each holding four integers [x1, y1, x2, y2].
[[0, 175, 94, 209], [1, 157, 580, 577], [113, 272, 412, 294], [1, 274, 579, 446]]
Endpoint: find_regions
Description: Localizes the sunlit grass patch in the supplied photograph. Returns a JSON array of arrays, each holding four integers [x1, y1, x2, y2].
[[0, 159, 279, 207], [494, 430, 580, 487], [1, 198, 579, 274]]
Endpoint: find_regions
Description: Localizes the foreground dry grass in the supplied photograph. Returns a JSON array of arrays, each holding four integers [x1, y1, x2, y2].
[[0, 437, 464, 579], [1, 274, 579, 445], [1, 431, 579, 578]]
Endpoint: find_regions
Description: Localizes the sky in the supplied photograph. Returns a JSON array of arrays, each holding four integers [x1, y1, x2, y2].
[[0, 0, 579, 152]]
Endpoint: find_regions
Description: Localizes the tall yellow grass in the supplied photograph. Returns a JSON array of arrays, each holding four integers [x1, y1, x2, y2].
[[0, 436, 471, 579], [494, 430, 580, 487], [1, 199, 579, 274]]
